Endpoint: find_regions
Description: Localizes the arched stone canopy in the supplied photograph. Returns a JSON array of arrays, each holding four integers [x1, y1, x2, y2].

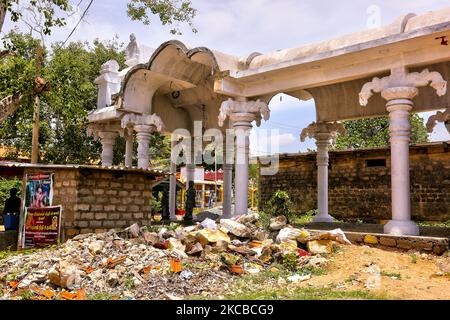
[[118, 40, 237, 134]]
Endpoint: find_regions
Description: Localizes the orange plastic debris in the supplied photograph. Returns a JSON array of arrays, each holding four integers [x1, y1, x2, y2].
[[229, 265, 245, 274], [142, 265, 161, 274], [84, 266, 94, 274], [104, 256, 126, 269], [170, 259, 183, 273], [8, 281, 19, 288], [33, 288, 55, 300], [61, 291, 78, 300], [76, 289, 86, 300]]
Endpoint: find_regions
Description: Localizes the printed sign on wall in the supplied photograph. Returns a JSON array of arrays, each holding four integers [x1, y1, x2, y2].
[[24, 173, 53, 209], [23, 206, 62, 249]]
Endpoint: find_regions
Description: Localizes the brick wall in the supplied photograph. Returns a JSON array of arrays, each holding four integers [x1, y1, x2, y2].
[[22, 166, 162, 240], [259, 142, 450, 222]]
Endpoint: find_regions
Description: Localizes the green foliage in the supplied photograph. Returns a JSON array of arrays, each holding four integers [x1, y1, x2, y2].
[[0, 32, 126, 164], [19, 289, 34, 300], [291, 209, 316, 225], [88, 292, 114, 300], [149, 133, 171, 170], [267, 190, 293, 223], [0, 177, 22, 214], [126, 0, 197, 35], [334, 114, 428, 150], [151, 193, 162, 213], [380, 271, 402, 279], [278, 252, 298, 271], [1, 0, 71, 35]]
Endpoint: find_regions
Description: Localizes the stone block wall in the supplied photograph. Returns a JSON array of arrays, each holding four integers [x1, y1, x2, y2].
[[22, 166, 163, 241], [259, 142, 450, 222]]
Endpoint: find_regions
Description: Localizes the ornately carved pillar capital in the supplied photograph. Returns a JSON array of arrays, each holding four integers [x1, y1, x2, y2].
[[427, 108, 450, 134], [218, 98, 271, 128], [359, 67, 447, 106], [121, 113, 165, 133], [300, 121, 346, 144]]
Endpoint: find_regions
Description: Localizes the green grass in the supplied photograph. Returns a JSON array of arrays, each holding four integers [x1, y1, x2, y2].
[[224, 269, 384, 300], [0, 246, 54, 261], [87, 292, 115, 300], [417, 221, 450, 228], [202, 265, 384, 300], [380, 271, 402, 279], [225, 287, 386, 300], [291, 210, 316, 225]]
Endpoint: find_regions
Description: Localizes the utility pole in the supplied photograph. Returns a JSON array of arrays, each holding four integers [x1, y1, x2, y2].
[[31, 44, 42, 164]]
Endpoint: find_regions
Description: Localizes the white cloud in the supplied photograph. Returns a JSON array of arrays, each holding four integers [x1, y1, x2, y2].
[[249, 131, 297, 156]]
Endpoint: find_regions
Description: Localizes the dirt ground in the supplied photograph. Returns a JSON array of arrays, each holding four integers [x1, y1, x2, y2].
[[302, 245, 450, 300]]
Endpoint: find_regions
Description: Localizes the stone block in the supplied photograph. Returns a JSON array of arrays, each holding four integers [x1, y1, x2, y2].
[[95, 213, 107, 220], [117, 205, 127, 212], [110, 213, 120, 220], [130, 205, 140, 212], [81, 212, 94, 220], [379, 237, 397, 247], [91, 205, 103, 212], [104, 205, 116, 212], [89, 221, 102, 228], [364, 235, 379, 245], [103, 221, 115, 228], [130, 191, 142, 197], [123, 183, 133, 190], [97, 181, 109, 188], [93, 189, 105, 195], [397, 239, 413, 250], [75, 204, 90, 212], [110, 182, 122, 188]]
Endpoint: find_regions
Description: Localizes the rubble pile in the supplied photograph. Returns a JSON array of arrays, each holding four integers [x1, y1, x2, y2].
[[0, 213, 352, 300]]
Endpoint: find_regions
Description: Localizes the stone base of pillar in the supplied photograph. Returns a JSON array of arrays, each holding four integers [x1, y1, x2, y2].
[[312, 213, 334, 223], [384, 220, 419, 236]]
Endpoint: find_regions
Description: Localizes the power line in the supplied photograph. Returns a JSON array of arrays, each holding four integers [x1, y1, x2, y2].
[[59, 0, 94, 48]]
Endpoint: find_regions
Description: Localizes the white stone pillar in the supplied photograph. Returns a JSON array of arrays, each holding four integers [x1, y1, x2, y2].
[[124, 130, 133, 167], [382, 87, 419, 235], [222, 163, 233, 218], [301, 122, 345, 223], [169, 139, 177, 220], [218, 97, 270, 216], [232, 113, 253, 216], [121, 113, 165, 170], [315, 132, 333, 222], [134, 124, 152, 169], [98, 131, 118, 167], [359, 68, 447, 236]]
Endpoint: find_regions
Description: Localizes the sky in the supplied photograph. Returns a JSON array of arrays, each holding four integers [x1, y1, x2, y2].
[[3, 0, 450, 155]]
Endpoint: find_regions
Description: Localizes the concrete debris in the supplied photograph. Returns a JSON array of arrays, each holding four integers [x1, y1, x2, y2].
[[219, 219, 252, 238], [269, 216, 287, 231], [306, 240, 334, 255], [0, 213, 352, 300], [287, 274, 311, 283]]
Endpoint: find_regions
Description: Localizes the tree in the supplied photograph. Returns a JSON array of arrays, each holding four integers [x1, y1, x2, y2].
[[0, 0, 71, 35], [127, 0, 197, 35], [0, 31, 126, 164], [1, 0, 197, 37], [334, 115, 429, 150]]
